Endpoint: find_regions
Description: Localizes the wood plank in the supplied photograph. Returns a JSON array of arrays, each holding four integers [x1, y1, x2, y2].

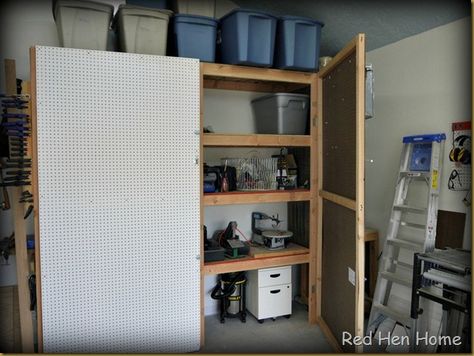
[[318, 35, 359, 79], [317, 317, 343, 353], [203, 78, 306, 93], [5, 59, 16, 94], [364, 228, 379, 242], [355, 33, 366, 353], [199, 63, 205, 347], [202, 253, 310, 275], [249, 243, 309, 258], [30, 47, 43, 353], [202, 62, 314, 84], [320, 190, 356, 211], [203, 133, 311, 147], [203, 189, 311, 206], [308, 74, 318, 325], [316, 76, 323, 322], [5, 58, 35, 353]]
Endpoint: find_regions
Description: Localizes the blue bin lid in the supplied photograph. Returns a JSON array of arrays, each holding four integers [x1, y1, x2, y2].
[[219, 8, 277, 22], [402, 133, 446, 143], [279, 15, 324, 27], [173, 14, 218, 26]]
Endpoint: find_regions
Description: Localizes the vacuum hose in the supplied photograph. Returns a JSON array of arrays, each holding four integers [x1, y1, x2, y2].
[[210, 271, 246, 300]]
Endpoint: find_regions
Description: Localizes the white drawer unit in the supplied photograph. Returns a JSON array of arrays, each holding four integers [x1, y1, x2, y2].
[[246, 266, 292, 323]]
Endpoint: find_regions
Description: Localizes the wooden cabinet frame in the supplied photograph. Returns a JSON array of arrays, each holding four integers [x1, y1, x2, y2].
[[200, 34, 365, 352], [25, 35, 364, 353]]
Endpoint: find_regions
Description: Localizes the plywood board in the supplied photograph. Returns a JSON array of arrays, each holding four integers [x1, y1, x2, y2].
[[318, 34, 365, 352], [321, 200, 356, 352], [435, 210, 466, 249], [249, 243, 309, 258], [33, 47, 200, 353], [322, 52, 357, 200]]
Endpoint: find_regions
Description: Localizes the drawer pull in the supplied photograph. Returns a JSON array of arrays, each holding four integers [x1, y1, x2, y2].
[[270, 289, 281, 294], [270, 273, 280, 278]]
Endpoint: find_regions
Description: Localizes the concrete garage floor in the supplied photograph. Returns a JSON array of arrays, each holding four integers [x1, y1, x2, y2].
[[200, 302, 334, 353]]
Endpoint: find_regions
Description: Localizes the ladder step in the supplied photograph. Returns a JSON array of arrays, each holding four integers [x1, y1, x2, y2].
[[387, 238, 424, 251], [393, 204, 427, 214], [380, 271, 412, 287], [382, 258, 413, 270], [400, 221, 426, 230], [372, 303, 413, 327], [399, 171, 431, 179]]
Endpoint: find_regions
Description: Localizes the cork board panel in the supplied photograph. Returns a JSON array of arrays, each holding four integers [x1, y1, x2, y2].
[[436, 210, 466, 249], [322, 52, 356, 200], [321, 200, 356, 352], [287, 201, 309, 247]]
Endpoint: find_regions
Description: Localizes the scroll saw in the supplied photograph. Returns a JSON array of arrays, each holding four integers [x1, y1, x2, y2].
[[251, 212, 292, 250]]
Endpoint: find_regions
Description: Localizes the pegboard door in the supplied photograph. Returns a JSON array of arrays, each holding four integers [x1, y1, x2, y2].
[[31, 46, 201, 353], [317, 35, 365, 352]]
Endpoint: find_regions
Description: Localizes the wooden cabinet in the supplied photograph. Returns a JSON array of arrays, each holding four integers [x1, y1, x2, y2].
[[201, 34, 366, 352]]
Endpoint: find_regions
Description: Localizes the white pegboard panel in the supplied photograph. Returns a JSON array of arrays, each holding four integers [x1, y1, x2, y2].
[[34, 46, 200, 353]]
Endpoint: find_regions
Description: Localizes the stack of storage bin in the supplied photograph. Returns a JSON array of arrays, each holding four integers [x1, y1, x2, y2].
[[116, 5, 172, 55], [169, 15, 218, 62], [53, 1, 325, 71], [169, 0, 218, 62], [275, 16, 324, 71], [251, 94, 310, 135], [218, 9, 324, 71], [219, 9, 277, 67], [54, 0, 114, 50]]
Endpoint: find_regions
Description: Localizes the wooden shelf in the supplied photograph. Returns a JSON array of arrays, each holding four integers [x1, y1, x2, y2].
[[202, 63, 315, 93], [203, 243, 310, 275], [204, 189, 311, 206], [203, 133, 311, 147]]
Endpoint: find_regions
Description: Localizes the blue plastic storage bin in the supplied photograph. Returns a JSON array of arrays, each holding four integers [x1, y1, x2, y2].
[[219, 9, 277, 67], [126, 0, 170, 10], [171, 14, 218, 62], [275, 16, 324, 71]]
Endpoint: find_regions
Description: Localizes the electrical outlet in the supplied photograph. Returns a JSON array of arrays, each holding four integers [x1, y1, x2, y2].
[[348, 267, 355, 286]]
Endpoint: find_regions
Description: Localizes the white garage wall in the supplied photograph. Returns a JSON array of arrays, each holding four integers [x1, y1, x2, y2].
[[365, 17, 472, 251]]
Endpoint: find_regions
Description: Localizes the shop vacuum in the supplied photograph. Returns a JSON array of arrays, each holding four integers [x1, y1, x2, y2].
[[211, 271, 247, 323]]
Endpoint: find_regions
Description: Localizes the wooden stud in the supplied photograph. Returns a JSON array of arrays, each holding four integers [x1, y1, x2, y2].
[[201, 62, 313, 84], [316, 77, 323, 321], [203, 78, 307, 93], [203, 189, 311, 206], [30, 47, 44, 353], [249, 243, 309, 258], [308, 73, 318, 325], [4, 58, 35, 353], [202, 252, 310, 275], [319, 190, 357, 211], [203, 133, 311, 147], [318, 35, 360, 79], [354, 34, 366, 352], [317, 317, 343, 352], [199, 63, 205, 348]]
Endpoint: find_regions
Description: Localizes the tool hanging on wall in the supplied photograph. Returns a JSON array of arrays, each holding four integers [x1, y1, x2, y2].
[[447, 121, 471, 193], [367, 133, 446, 350], [0, 93, 34, 214]]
